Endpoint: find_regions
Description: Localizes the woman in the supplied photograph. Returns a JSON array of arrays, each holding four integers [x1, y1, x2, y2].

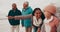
[[32, 8, 45, 32], [41, 4, 59, 32]]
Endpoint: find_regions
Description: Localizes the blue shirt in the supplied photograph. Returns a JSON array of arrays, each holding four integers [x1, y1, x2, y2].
[[21, 7, 33, 27]]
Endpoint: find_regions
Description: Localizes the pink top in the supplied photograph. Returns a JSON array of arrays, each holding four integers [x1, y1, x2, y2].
[[48, 16, 59, 32], [41, 16, 59, 32]]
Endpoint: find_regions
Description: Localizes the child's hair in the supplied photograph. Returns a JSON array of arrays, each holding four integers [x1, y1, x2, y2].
[[32, 8, 45, 20]]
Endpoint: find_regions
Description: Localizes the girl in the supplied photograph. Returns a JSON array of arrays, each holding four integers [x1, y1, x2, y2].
[[41, 4, 59, 32], [32, 8, 45, 32]]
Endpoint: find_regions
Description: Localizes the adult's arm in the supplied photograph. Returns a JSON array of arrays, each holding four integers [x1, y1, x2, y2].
[[14, 14, 32, 20]]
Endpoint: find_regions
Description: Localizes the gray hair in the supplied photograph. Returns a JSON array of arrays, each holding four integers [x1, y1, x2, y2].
[[24, 1, 29, 5]]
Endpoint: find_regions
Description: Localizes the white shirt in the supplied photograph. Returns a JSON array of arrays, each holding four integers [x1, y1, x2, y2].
[[44, 16, 53, 32]]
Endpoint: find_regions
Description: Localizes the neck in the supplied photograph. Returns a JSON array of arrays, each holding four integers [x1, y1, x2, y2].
[[24, 6, 28, 9], [36, 17, 41, 20], [13, 8, 17, 10], [24, 7, 27, 9]]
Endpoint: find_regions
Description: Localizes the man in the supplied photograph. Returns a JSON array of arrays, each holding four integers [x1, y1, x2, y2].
[[21, 1, 33, 32], [8, 3, 22, 32], [14, 1, 33, 32]]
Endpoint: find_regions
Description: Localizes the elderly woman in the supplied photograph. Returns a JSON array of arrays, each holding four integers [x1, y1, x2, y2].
[[41, 4, 59, 32]]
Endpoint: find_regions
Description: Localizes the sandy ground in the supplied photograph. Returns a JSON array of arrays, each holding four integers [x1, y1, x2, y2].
[[0, 18, 60, 32], [0, 19, 34, 32]]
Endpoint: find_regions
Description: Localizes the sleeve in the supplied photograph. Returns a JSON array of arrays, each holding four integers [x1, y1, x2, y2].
[[57, 22, 60, 32], [28, 8, 33, 14], [8, 10, 12, 20], [8, 10, 11, 16], [21, 10, 24, 26], [54, 18, 60, 32], [54, 18, 59, 27]]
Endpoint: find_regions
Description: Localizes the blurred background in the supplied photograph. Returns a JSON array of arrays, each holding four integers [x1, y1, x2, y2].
[[0, 0, 60, 32]]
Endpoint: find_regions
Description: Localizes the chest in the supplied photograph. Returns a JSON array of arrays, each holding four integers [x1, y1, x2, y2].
[[10, 11, 19, 16], [22, 9, 31, 15], [49, 20, 56, 28]]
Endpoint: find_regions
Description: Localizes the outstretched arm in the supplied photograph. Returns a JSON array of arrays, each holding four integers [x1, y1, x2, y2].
[[14, 14, 32, 20]]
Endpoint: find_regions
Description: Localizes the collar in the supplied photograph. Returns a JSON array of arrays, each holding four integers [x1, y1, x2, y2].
[[44, 16, 53, 24], [33, 16, 42, 27], [23, 6, 30, 10]]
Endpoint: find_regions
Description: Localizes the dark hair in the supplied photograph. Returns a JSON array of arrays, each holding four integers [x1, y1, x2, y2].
[[32, 8, 45, 28], [32, 8, 45, 20]]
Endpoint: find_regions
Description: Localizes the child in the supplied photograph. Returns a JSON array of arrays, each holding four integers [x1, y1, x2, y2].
[[32, 8, 45, 32], [41, 4, 59, 32], [8, 3, 22, 32]]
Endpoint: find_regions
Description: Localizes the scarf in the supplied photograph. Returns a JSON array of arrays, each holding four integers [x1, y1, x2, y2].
[[33, 16, 42, 27]]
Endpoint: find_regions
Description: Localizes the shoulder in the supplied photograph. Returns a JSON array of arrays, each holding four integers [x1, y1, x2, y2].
[[53, 16, 59, 24], [17, 9, 20, 11], [17, 9, 21, 12], [9, 10, 13, 13], [53, 16, 59, 21], [28, 7, 32, 9], [28, 7, 33, 12]]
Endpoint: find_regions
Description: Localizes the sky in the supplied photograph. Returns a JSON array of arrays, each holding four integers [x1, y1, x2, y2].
[[0, 0, 60, 18]]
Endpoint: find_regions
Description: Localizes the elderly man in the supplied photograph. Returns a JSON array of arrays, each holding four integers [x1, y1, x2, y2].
[[8, 3, 22, 32], [21, 1, 33, 32], [14, 1, 33, 32]]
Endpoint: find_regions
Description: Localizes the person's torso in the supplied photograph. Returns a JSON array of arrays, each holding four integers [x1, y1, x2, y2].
[[47, 16, 59, 32], [22, 7, 32, 24], [9, 9, 21, 22]]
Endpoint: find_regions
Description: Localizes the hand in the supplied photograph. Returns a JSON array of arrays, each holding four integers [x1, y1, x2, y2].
[[37, 28, 40, 32], [7, 16, 14, 19], [14, 16, 21, 20]]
